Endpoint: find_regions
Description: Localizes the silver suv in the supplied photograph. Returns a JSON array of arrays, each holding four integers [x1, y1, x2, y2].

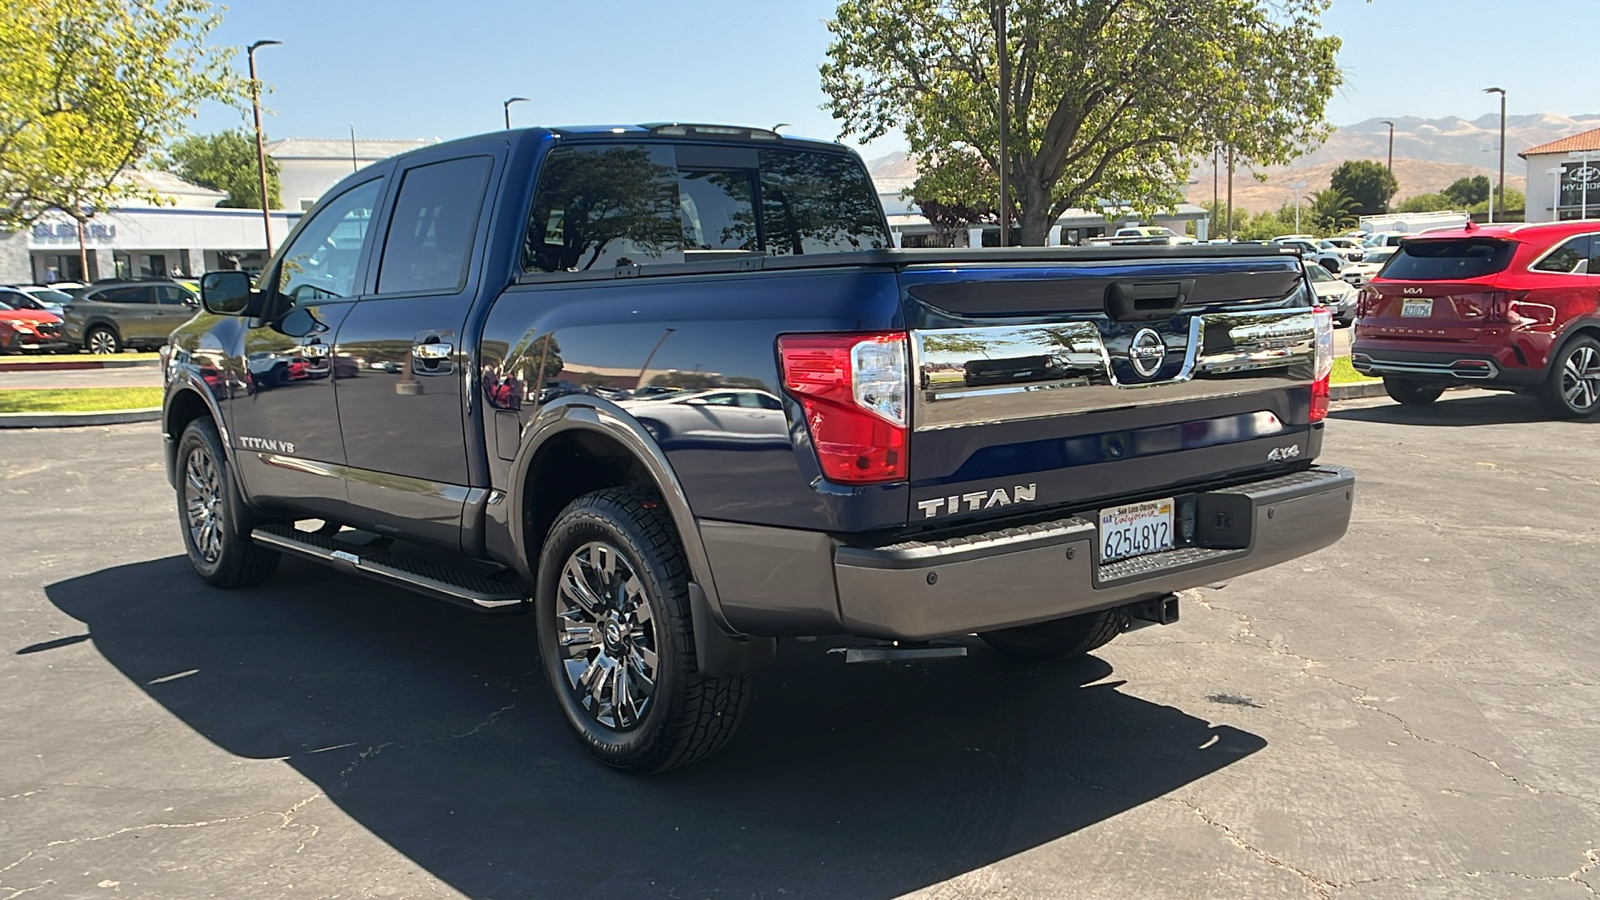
[[61, 281, 199, 353]]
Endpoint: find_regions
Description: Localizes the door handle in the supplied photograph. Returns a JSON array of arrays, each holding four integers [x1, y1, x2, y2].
[[300, 341, 331, 360], [412, 342, 453, 361]]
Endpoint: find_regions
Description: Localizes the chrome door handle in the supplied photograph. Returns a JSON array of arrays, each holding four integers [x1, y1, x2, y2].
[[412, 342, 453, 361], [300, 341, 331, 359]]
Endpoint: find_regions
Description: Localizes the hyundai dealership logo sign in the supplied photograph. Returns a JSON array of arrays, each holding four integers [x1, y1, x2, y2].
[[1572, 166, 1600, 184]]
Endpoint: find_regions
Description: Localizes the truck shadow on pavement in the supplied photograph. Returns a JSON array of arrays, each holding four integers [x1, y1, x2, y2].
[[1331, 391, 1600, 427], [46, 556, 1264, 899]]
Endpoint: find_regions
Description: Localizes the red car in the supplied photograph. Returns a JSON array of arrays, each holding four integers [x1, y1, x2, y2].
[[1352, 220, 1600, 417], [0, 297, 67, 353]]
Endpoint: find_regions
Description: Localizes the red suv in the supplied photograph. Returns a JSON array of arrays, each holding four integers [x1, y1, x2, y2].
[[1351, 221, 1600, 417]]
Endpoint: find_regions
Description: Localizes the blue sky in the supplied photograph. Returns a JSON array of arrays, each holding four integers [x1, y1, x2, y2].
[[194, 0, 1592, 158]]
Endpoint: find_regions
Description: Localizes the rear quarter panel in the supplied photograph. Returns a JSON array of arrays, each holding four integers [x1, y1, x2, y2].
[[479, 268, 908, 532]]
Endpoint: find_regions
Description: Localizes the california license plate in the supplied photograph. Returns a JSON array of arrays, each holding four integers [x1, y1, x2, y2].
[[1401, 299, 1433, 318], [1098, 498, 1175, 563]]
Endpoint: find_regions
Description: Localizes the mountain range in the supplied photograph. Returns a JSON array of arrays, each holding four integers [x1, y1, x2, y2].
[[866, 113, 1600, 215]]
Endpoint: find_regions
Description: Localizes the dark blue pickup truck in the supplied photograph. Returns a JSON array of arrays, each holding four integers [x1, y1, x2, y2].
[[162, 123, 1353, 773]]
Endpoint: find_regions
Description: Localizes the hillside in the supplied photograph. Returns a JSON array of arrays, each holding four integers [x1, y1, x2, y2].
[[869, 113, 1599, 214]]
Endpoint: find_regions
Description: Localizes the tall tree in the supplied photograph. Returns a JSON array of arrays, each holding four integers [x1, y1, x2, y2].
[[164, 129, 281, 209], [1442, 175, 1490, 208], [0, 0, 241, 275], [1329, 160, 1399, 216], [1308, 188, 1358, 232], [822, 0, 1341, 245]]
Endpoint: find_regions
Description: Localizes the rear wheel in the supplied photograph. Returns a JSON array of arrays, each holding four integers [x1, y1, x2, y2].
[[1383, 376, 1446, 407], [1538, 336, 1600, 419], [176, 418, 280, 587], [85, 326, 119, 355], [536, 488, 750, 774], [979, 608, 1128, 660]]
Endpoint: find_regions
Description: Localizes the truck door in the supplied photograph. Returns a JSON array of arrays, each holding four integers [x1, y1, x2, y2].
[[332, 151, 497, 548], [225, 174, 387, 516]]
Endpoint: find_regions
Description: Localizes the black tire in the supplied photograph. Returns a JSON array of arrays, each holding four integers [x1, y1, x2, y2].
[[175, 418, 280, 588], [979, 608, 1129, 660], [1537, 336, 1600, 419], [85, 326, 119, 355], [535, 488, 750, 774], [1383, 376, 1446, 407]]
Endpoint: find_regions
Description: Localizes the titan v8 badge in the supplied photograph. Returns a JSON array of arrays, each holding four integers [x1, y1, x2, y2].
[[916, 484, 1037, 518]]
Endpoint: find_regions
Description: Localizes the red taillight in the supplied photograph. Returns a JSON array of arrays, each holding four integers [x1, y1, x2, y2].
[[1311, 307, 1334, 423], [778, 332, 908, 484]]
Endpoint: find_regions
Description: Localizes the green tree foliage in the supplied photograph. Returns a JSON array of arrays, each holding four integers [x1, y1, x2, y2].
[[1442, 175, 1490, 208], [822, 0, 1341, 246], [909, 149, 1003, 246], [1394, 192, 1451, 214], [1329, 160, 1398, 216], [164, 129, 280, 209], [1308, 188, 1358, 233], [0, 0, 241, 274]]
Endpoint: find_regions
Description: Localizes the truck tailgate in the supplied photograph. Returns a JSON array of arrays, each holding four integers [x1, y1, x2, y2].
[[901, 256, 1321, 528]]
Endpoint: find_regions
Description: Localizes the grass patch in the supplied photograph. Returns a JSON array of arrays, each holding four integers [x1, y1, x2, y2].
[[0, 387, 163, 413], [1, 352, 159, 364], [1330, 356, 1375, 385]]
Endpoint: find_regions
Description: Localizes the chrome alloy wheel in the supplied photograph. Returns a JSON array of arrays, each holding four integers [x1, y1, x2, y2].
[[1562, 344, 1600, 410], [88, 330, 117, 354], [555, 541, 659, 731], [183, 447, 225, 564]]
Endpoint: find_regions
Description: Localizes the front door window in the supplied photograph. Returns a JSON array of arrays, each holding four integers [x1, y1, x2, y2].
[[275, 178, 384, 306]]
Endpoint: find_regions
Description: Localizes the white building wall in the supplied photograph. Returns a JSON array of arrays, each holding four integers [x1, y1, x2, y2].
[[1526, 152, 1561, 223], [276, 158, 369, 211]]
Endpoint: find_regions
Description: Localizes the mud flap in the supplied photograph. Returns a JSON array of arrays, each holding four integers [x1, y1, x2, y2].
[[689, 582, 776, 677]]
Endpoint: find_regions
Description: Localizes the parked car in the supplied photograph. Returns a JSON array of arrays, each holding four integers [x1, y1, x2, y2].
[[0, 296, 68, 353], [1319, 237, 1365, 262], [1273, 238, 1346, 273], [163, 123, 1353, 773], [1307, 262, 1358, 326], [60, 280, 200, 353], [0, 286, 68, 315], [1086, 225, 1197, 246], [1341, 246, 1398, 286], [1352, 221, 1600, 416]]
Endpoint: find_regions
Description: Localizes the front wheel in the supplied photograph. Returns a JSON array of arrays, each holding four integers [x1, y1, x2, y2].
[[1538, 336, 1600, 419], [85, 326, 119, 355], [979, 608, 1128, 660], [176, 418, 279, 587], [535, 489, 750, 774], [1383, 377, 1446, 407]]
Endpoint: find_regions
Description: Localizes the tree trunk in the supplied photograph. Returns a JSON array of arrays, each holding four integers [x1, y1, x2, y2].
[[1017, 178, 1053, 246], [75, 217, 89, 281]]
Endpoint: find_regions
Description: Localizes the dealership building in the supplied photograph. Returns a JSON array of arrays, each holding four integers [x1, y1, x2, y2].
[[1522, 127, 1600, 223], [0, 138, 435, 286]]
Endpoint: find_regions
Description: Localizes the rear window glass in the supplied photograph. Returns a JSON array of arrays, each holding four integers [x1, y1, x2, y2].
[[1532, 235, 1592, 274], [522, 143, 888, 273], [1380, 239, 1514, 281]]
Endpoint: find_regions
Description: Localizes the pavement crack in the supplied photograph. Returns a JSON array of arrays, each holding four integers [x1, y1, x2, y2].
[[0, 809, 279, 878], [1169, 797, 1335, 898], [337, 699, 518, 787]]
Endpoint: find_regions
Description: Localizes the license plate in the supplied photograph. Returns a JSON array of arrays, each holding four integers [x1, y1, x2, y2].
[[1401, 299, 1433, 318], [1098, 498, 1175, 563]]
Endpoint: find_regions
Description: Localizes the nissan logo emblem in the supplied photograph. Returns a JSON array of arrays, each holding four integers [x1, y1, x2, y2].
[[1128, 328, 1167, 378]]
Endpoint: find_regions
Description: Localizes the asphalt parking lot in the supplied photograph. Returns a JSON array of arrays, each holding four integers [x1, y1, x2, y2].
[[2, 392, 1597, 899]]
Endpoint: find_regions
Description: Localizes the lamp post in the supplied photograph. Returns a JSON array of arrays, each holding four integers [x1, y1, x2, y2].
[[1548, 165, 1564, 222], [247, 40, 281, 254], [1484, 87, 1507, 218], [503, 97, 528, 131], [1290, 180, 1307, 234], [1379, 120, 1395, 211]]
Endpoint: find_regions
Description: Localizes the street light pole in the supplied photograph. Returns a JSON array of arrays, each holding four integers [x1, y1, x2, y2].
[[1484, 87, 1507, 218], [1548, 165, 1564, 222], [247, 40, 281, 255], [1290, 180, 1307, 234], [1379, 120, 1395, 211], [995, 1, 1009, 246], [503, 96, 528, 131]]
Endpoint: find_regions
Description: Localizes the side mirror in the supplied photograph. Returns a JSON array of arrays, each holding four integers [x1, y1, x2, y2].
[[200, 271, 260, 316]]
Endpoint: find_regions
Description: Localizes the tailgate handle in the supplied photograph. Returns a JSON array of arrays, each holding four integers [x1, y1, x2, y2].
[[1105, 279, 1193, 322]]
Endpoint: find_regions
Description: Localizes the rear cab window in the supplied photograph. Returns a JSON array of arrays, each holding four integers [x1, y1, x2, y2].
[[1380, 239, 1515, 281], [522, 141, 888, 274]]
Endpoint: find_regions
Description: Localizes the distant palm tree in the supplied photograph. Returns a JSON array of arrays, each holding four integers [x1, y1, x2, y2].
[[1309, 189, 1359, 233]]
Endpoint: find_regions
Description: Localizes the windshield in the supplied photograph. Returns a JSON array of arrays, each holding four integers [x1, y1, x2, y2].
[[1380, 239, 1514, 281], [1306, 264, 1334, 282], [1365, 247, 1397, 265]]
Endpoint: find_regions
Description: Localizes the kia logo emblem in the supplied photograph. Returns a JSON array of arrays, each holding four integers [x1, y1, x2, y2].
[[1404, 287, 1425, 295], [1127, 328, 1167, 378]]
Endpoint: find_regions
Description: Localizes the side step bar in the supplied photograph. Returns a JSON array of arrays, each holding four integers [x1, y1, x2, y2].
[[252, 524, 528, 613]]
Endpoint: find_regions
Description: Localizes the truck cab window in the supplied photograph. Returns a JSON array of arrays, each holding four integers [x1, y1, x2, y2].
[[276, 177, 384, 305], [376, 155, 493, 294], [758, 149, 888, 255], [678, 169, 758, 257], [523, 144, 682, 272]]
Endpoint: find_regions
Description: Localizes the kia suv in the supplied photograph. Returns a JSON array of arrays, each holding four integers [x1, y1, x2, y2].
[[1351, 221, 1600, 417]]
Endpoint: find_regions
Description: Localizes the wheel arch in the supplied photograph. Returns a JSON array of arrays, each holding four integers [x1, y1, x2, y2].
[[507, 396, 733, 632], [81, 316, 123, 344], [162, 377, 237, 490], [1541, 318, 1600, 377]]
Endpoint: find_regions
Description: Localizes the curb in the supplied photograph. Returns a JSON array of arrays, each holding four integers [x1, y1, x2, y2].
[[0, 358, 159, 372], [0, 407, 161, 429], [1330, 381, 1387, 401]]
